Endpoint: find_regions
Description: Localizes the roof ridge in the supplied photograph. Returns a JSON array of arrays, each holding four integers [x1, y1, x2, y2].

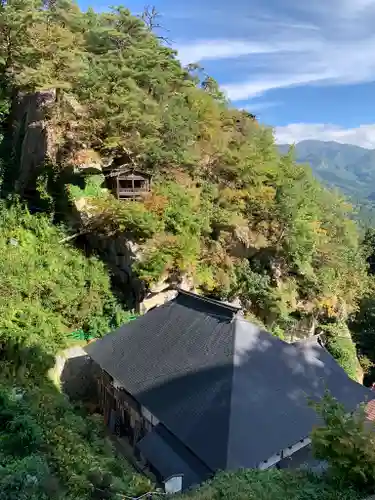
[[176, 289, 241, 315], [232, 316, 290, 345]]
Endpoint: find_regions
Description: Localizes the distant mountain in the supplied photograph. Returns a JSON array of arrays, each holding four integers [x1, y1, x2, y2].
[[278, 140, 375, 226]]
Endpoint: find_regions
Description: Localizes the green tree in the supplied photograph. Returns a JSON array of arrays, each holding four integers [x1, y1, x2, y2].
[[310, 392, 375, 492]]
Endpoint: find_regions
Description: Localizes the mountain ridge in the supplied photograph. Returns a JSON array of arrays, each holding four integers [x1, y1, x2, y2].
[[279, 139, 374, 151], [278, 140, 375, 225]]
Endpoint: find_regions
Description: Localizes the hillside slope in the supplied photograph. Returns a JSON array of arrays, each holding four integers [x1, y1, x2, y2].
[[0, 0, 367, 339], [0, 0, 368, 382], [278, 140, 375, 225], [0, 1, 373, 498]]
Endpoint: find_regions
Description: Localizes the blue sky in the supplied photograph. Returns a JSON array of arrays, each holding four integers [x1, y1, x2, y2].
[[79, 0, 375, 147]]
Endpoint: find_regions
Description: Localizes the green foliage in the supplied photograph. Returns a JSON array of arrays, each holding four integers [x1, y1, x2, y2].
[[325, 335, 358, 381], [157, 182, 211, 236], [350, 281, 375, 384], [0, 384, 152, 499], [231, 260, 271, 311], [321, 323, 359, 380], [0, 200, 144, 498], [88, 196, 163, 240], [178, 469, 359, 500], [68, 174, 107, 200], [279, 140, 375, 227], [0, 0, 369, 337], [1, 414, 43, 456], [272, 325, 286, 340], [310, 392, 375, 492], [0, 2, 372, 496], [0, 201, 130, 365], [0, 455, 52, 500]]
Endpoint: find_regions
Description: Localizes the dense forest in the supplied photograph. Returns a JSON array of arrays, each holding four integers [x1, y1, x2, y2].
[[1, 0, 375, 498]]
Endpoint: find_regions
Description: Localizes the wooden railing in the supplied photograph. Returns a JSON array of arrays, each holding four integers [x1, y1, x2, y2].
[[119, 187, 148, 193]]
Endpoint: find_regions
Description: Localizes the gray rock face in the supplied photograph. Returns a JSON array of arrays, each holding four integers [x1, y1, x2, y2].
[[12, 89, 57, 195]]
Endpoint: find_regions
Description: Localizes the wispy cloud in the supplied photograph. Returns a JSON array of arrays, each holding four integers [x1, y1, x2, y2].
[[242, 101, 282, 113], [222, 72, 334, 101], [176, 38, 316, 66], [274, 123, 375, 148], [173, 0, 375, 101]]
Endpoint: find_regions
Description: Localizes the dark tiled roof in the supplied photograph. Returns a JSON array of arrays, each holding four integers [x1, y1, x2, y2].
[[136, 424, 212, 489], [85, 291, 374, 475]]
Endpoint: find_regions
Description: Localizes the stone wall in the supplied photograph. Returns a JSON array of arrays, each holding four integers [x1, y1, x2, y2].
[[53, 345, 98, 402]]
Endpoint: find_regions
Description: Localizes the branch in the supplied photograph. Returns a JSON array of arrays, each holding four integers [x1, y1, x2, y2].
[[59, 231, 88, 243], [139, 5, 172, 45]]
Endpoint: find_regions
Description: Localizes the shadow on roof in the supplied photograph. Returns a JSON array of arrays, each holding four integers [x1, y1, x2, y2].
[[130, 328, 374, 473]]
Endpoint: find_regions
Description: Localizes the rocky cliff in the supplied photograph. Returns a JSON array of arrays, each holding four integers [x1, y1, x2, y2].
[[10, 90, 57, 195]]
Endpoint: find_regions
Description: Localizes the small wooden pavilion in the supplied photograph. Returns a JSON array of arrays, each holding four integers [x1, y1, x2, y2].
[[106, 167, 152, 201]]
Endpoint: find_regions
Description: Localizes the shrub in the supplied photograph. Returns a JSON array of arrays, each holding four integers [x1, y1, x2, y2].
[[0, 201, 129, 362], [0, 385, 151, 499], [1, 415, 43, 456], [322, 322, 359, 380], [88, 197, 163, 240], [68, 174, 107, 200], [0, 455, 52, 500], [310, 392, 375, 492], [178, 469, 359, 500]]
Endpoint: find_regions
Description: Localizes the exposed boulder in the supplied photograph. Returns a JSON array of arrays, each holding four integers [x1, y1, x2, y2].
[[71, 149, 103, 174]]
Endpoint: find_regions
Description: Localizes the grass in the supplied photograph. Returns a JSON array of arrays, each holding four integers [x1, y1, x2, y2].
[[68, 175, 108, 200]]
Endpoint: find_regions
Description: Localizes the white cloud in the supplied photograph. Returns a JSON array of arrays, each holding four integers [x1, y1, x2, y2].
[[242, 101, 281, 113], [176, 39, 315, 66], [172, 1, 375, 101], [274, 123, 375, 148], [222, 71, 334, 101], [342, 0, 375, 14]]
